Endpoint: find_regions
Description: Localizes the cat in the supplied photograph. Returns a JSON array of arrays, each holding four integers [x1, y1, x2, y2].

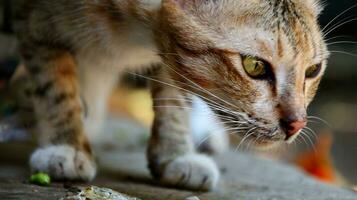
[[12, 0, 329, 191]]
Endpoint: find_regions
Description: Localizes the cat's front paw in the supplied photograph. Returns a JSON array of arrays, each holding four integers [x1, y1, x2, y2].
[[30, 145, 96, 181], [160, 154, 220, 191]]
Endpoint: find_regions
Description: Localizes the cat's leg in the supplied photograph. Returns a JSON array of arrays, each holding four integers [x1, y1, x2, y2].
[[147, 70, 220, 190], [21, 45, 96, 181], [77, 56, 119, 142]]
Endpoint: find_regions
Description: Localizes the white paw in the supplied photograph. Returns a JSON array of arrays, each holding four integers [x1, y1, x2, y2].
[[30, 145, 96, 181], [161, 154, 220, 190]]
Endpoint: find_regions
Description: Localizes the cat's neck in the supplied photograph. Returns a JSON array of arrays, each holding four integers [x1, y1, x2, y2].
[[77, 0, 164, 62], [124, 0, 163, 25]]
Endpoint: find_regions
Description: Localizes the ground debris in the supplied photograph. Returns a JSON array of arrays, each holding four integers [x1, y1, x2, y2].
[[60, 186, 141, 200]]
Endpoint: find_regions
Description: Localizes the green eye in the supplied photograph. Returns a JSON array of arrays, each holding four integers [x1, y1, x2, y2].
[[242, 56, 267, 78], [305, 64, 321, 78]]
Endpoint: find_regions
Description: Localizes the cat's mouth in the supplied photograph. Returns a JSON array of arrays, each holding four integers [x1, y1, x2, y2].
[[221, 119, 288, 148], [236, 126, 286, 148], [212, 109, 295, 148], [248, 138, 284, 150]]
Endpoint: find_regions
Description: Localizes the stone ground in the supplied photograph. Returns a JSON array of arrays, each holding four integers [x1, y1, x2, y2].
[[1, 135, 357, 200]]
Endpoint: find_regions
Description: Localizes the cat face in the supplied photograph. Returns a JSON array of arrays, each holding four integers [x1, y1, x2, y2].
[[157, 0, 329, 148]]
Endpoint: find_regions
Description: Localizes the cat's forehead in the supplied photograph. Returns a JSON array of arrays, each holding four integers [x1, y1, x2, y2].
[[189, 0, 321, 22], [163, 0, 328, 64], [198, 0, 327, 64], [214, 24, 325, 66]]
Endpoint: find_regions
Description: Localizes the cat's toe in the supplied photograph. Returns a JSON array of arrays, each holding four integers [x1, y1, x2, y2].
[[30, 145, 96, 181], [161, 154, 220, 191]]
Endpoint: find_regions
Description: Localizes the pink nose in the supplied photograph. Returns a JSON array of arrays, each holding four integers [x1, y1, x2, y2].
[[288, 120, 306, 135], [281, 119, 307, 140]]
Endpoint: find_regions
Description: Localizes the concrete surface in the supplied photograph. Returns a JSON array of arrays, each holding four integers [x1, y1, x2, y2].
[[0, 141, 356, 200]]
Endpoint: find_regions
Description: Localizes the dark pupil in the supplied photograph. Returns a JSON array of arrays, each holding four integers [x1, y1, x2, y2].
[[254, 62, 259, 70], [307, 66, 317, 77]]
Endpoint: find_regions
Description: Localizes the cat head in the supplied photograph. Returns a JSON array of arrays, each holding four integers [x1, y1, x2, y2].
[[156, 0, 329, 148]]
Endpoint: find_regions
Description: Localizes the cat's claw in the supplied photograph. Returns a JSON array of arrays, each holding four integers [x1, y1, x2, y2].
[[30, 145, 96, 181], [161, 154, 220, 191]]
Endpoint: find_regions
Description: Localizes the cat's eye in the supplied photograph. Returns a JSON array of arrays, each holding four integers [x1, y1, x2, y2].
[[305, 64, 321, 79], [242, 56, 268, 79]]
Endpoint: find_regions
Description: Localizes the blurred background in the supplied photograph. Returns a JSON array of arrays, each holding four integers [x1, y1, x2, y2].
[[0, 0, 356, 188]]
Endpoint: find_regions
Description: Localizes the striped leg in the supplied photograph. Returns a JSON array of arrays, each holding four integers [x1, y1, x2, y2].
[[21, 45, 96, 181], [77, 55, 120, 142], [147, 70, 220, 191]]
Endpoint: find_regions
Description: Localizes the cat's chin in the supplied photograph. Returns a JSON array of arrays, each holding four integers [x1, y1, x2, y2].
[[250, 140, 284, 151]]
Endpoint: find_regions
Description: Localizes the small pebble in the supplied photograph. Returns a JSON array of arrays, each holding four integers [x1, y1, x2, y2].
[[185, 196, 200, 200]]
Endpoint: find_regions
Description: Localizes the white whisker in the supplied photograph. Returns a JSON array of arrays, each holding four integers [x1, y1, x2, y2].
[[307, 116, 330, 127], [323, 17, 357, 38], [127, 71, 239, 117], [324, 35, 351, 42], [300, 130, 317, 154], [327, 41, 357, 46], [164, 64, 245, 113], [329, 50, 357, 59], [303, 126, 318, 140], [235, 127, 257, 152], [322, 3, 357, 33]]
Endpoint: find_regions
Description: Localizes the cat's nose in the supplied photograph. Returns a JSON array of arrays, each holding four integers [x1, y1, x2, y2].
[[280, 118, 307, 140]]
